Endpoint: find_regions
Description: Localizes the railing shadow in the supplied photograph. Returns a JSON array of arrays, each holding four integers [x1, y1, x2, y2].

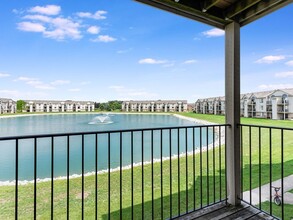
[[101, 174, 226, 220]]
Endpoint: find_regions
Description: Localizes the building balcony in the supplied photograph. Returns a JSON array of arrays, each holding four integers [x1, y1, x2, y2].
[[0, 124, 291, 219]]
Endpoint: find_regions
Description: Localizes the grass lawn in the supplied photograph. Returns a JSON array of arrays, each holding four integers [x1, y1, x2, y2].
[[0, 113, 292, 219]]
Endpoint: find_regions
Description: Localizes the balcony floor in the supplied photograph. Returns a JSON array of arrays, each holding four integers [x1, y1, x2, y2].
[[175, 202, 275, 220]]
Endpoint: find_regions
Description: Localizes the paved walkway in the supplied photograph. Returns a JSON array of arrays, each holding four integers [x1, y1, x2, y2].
[[242, 174, 293, 205]]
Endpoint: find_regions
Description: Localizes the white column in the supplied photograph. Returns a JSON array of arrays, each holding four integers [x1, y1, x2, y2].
[[62, 104, 65, 112], [30, 104, 33, 112], [225, 22, 241, 206], [214, 102, 217, 115], [151, 103, 154, 112], [272, 98, 277, 119], [244, 100, 248, 117]]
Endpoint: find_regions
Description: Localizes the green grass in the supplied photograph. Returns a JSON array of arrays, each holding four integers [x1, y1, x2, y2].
[[0, 147, 227, 219], [178, 112, 293, 128], [0, 113, 292, 219]]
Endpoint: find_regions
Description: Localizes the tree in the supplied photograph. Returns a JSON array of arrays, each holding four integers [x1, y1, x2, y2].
[[16, 100, 26, 112]]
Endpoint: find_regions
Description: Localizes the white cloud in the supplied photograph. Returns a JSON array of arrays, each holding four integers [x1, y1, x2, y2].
[[18, 8, 82, 41], [117, 48, 132, 54], [51, 80, 71, 86], [26, 80, 43, 86], [80, 81, 90, 85], [29, 5, 61, 15], [0, 73, 10, 78], [0, 90, 20, 97], [255, 55, 285, 64], [15, 76, 56, 90], [183, 59, 197, 64], [275, 71, 293, 78], [68, 88, 81, 92], [43, 17, 82, 40], [109, 85, 158, 99], [87, 26, 100, 34], [77, 10, 107, 20], [23, 14, 52, 23], [202, 28, 224, 37], [258, 84, 293, 90], [17, 22, 46, 32], [285, 60, 293, 66], [16, 76, 38, 81], [109, 85, 125, 92], [34, 85, 55, 90], [138, 58, 168, 64], [91, 35, 116, 43]]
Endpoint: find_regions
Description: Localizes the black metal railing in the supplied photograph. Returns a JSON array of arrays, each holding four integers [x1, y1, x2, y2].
[[0, 124, 228, 219], [239, 124, 293, 220]]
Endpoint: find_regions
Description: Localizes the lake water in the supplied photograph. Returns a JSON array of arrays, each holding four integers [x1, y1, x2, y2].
[[0, 114, 214, 182]]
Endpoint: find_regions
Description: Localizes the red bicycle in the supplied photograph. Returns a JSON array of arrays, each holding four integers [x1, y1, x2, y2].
[[272, 186, 282, 206]]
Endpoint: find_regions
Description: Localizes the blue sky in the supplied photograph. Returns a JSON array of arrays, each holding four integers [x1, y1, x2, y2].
[[0, 0, 292, 102]]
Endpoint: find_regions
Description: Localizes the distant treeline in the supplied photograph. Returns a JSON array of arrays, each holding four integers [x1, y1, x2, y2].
[[95, 100, 122, 111]]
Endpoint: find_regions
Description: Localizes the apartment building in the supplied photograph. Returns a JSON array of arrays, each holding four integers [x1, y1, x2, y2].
[[122, 100, 188, 112], [195, 89, 293, 120], [24, 100, 95, 113], [0, 98, 16, 114]]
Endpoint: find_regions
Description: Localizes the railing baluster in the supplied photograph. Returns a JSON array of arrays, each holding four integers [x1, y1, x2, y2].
[[200, 127, 203, 208], [258, 127, 261, 208], [269, 128, 272, 216], [142, 131, 144, 220], [67, 136, 70, 220], [82, 134, 85, 220], [95, 134, 98, 220], [192, 127, 195, 210], [119, 132, 122, 220], [206, 127, 209, 205], [219, 126, 222, 201], [240, 125, 243, 200], [15, 139, 19, 220], [281, 129, 284, 220], [34, 137, 37, 220], [213, 126, 215, 203], [131, 131, 134, 220], [177, 128, 180, 215], [225, 126, 227, 205], [151, 130, 154, 219], [169, 129, 172, 219], [185, 128, 188, 214], [160, 129, 163, 220], [108, 133, 111, 220], [249, 126, 252, 205], [51, 137, 54, 220]]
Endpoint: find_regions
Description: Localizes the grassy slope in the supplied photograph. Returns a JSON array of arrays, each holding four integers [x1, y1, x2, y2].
[[0, 113, 292, 219]]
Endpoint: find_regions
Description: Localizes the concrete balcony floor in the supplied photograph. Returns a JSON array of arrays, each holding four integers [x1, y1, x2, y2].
[[175, 202, 275, 220]]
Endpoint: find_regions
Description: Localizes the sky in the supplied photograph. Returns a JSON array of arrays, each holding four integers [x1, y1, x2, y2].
[[0, 0, 292, 103]]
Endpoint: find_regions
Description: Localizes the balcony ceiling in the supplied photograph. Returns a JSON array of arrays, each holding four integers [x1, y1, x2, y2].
[[135, 0, 293, 29]]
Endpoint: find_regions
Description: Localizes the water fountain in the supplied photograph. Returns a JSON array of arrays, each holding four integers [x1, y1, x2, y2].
[[89, 114, 113, 125]]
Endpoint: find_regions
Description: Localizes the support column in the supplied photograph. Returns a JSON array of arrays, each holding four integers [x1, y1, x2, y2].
[[225, 22, 241, 206]]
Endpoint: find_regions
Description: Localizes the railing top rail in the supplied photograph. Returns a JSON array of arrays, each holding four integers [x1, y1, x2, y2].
[[0, 123, 230, 141], [239, 123, 293, 131]]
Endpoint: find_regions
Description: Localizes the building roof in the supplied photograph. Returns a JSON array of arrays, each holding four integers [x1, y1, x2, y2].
[[196, 88, 293, 102], [24, 100, 94, 104], [135, 0, 293, 29], [123, 100, 187, 104], [0, 98, 15, 103]]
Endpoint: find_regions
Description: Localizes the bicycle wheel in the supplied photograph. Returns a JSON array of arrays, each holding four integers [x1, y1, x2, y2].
[[274, 197, 281, 206]]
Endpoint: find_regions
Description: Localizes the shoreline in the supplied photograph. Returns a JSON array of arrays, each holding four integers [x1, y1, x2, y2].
[[0, 111, 174, 119], [0, 113, 225, 186], [0, 141, 224, 186]]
